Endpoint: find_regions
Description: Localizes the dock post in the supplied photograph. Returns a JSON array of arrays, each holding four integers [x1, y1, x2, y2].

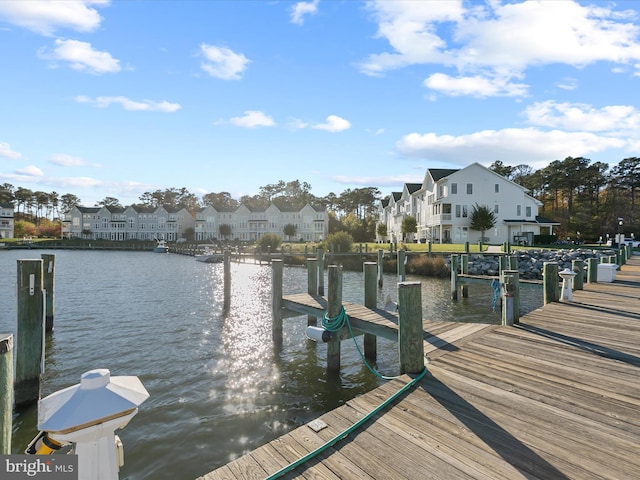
[[317, 248, 325, 296], [397, 250, 406, 282], [427, 241, 432, 257], [450, 254, 459, 300], [572, 260, 584, 290], [327, 265, 342, 372], [1, 333, 13, 454], [501, 270, 519, 325], [223, 250, 231, 313], [271, 260, 283, 350], [508, 255, 518, 271], [363, 262, 377, 361], [543, 262, 560, 304], [377, 249, 384, 288], [460, 254, 469, 298], [398, 282, 424, 374], [307, 258, 318, 326], [15, 259, 45, 407], [587, 258, 598, 283], [41, 253, 55, 332]]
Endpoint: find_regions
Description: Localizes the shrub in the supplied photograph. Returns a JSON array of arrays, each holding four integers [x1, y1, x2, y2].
[[324, 231, 354, 253], [406, 255, 449, 277], [256, 233, 282, 252]]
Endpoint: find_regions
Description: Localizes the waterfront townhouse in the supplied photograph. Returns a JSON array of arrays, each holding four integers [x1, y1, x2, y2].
[[0, 202, 14, 239], [379, 163, 557, 245], [63, 205, 195, 241], [195, 203, 328, 242]]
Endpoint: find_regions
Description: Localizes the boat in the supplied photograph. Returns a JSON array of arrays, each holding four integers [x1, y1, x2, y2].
[[153, 239, 169, 253], [195, 248, 223, 263]]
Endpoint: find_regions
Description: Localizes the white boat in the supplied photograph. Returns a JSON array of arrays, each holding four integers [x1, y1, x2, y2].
[[153, 240, 169, 253], [195, 248, 223, 263]]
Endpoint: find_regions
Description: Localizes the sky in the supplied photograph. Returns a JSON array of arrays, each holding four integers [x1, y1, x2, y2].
[[1, 0, 640, 208]]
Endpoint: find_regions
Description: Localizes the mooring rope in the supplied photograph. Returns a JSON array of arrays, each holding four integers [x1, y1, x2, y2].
[[322, 305, 398, 381], [262, 304, 428, 479], [491, 278, 501, 311], [263, 363, 427, 480]]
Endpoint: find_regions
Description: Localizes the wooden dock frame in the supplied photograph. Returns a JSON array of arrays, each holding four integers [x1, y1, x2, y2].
[[271, 259, 425, 375]]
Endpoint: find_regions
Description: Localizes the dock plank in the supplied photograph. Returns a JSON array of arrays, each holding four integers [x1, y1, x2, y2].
[[197, 256, 640, 480]]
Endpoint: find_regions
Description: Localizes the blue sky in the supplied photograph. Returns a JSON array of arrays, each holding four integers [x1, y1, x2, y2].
[[1, 0, 640, 207]]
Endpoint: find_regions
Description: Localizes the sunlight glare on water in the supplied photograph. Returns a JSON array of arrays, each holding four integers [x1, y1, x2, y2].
[[0, 249, 542, 479]]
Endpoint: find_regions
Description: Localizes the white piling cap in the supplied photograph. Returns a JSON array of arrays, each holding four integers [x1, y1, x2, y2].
[[38, 369, 149, 434], [558, 268, 577, 277]]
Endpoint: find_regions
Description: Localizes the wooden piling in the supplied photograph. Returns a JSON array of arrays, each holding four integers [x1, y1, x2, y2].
[[271, 260, 283, 349], [397, 250, 406, 282], [317, 248, 325, 296], [460, 254, 469, 298], [450, 254, 458, 300], [501, 270, 519, 326], [223, 250, 231, 313], [327, 265, 342, 372], [41, 253, 55, 332], [307, 258, 318, 326], [398, 282, 424, 374], [0, 333, 13, 454], [587, 257, 598, 283], [572, 260, 584, 290], [543, 262, 560, 305], [363, 262, 377, 361], [377, 249, 384, 288], [15, 259, 45, 407]]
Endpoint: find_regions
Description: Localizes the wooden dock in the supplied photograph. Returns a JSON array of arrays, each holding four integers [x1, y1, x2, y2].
[[198, 257, 640, 480]]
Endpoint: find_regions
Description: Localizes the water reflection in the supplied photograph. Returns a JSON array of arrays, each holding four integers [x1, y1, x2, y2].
[[0, 250, 542, 480]]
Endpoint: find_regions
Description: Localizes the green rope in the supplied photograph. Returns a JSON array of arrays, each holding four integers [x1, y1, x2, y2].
[[322, 306, 398, 381], [263, 365, 427, 480], [262, 304, 428, 480]]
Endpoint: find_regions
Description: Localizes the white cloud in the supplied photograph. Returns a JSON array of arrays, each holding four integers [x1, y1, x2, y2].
[[75, 95, 181, 112], [0, 142, 23, 160], [50, 154, 88, 167], [396, 127, 627, 169], [524, 101, 640, 133], [424, 72, 528, 98], [230, 110, 275, 128], [361, 0, 640, 97], [0, 0, 108, 36], [39, 39, 120, 74], [15, 165, 44, 177], [200, 44, 250, 80], [331, 174, 422, 187], [312, 115, 351, 132], [291, 0, 319, 26]]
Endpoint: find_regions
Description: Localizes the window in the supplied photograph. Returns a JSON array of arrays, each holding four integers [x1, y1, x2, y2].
[[466, 183, 473, 194], [495, 184, 499, 193], [517, 205, 522, 216], [526, 206, 532, 217], [451, 183, 457, 194], [494, 205, 499, 214], [455, 205, 468, 218]]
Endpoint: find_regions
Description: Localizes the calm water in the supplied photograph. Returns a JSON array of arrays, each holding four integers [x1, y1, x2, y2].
[[0, 249, 542, 479]]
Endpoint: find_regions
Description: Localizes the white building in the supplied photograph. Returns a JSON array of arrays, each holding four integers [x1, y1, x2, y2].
[[63, 201, 328, 243], [195, 203, 328, 242], [62, 205, 195, 241], [379, 163, 558, 245], [0, 202, 14, 239]]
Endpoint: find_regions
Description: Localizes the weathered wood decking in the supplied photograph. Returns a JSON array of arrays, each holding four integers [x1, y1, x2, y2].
[[199, 257, 640, 480]]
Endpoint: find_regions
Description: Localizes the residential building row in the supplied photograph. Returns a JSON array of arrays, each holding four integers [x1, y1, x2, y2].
[[61, 203, 328, 243], [0, 202, 14, 239], [378, 163, 558, 246]]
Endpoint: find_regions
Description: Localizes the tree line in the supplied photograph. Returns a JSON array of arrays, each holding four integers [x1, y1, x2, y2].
[[2, 156, 639, 242], [0, 180, 382, 241], [489, 156, 639, 241]]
